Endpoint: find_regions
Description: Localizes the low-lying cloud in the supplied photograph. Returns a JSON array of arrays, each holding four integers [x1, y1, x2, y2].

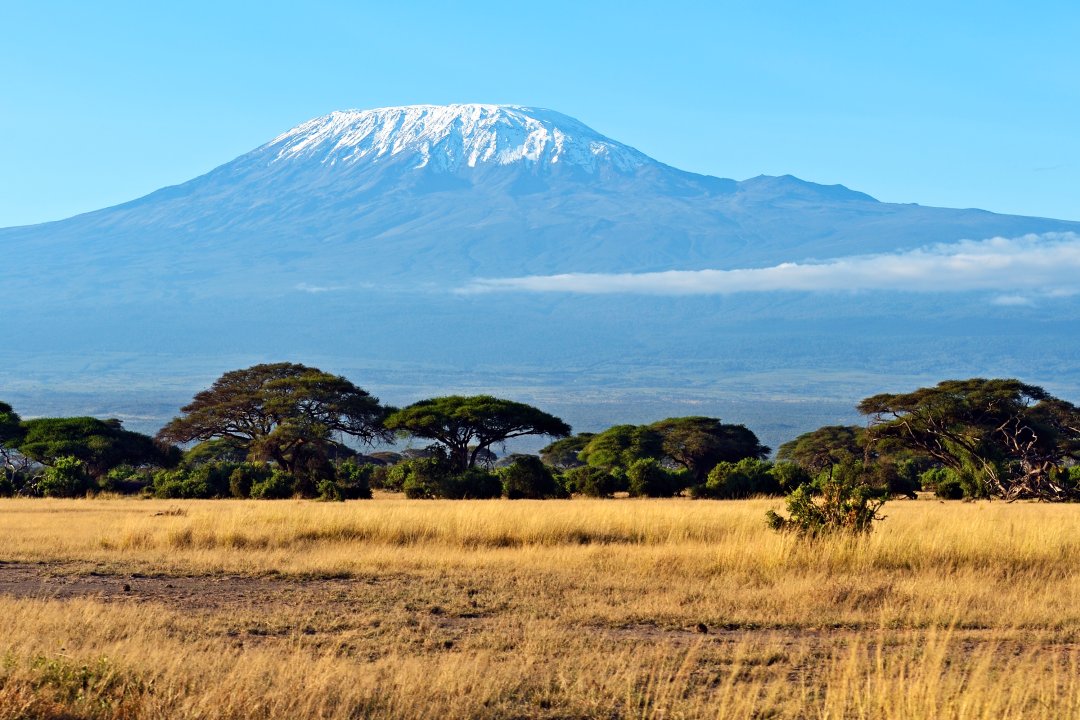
[[458, 233, 1080, 298], [295, 282, 347, 293]]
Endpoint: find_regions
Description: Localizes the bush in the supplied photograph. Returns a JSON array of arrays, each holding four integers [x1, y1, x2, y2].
[[920, 467, 964, 499], [766, 463, 887, 537], [889, 458, 924, 498], [316, 478, 343, 501], [561, 465, 620, 497], [182, 438, 247, 467], [316, 460, 374, 501], [368, 464, 393, 491], [38, 456, 93, 498], [227, 463, 270, 498], [626, 458, 680, 497], [499, 455, 566, 499], [398, 457, 454, 499], [693, 458, 780, 499], [1069, 465, 1080, 489], [99, 464, 152, 494], [441, 468, 502, 499], [920, 466, 988, 500], [770, 462, 811, 493], [400, 458, 502, 499], [249, 469, 296, 499], [188, 462, 235, 497], [151, 469, 212, 499]]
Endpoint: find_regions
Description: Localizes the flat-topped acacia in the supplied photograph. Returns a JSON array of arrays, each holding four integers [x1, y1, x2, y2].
[[157, 363, 392, 477], [385, 396, 571, 471]]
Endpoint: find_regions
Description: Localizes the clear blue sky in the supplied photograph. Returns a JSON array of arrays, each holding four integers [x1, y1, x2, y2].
[[2, 0, 1077, 227]]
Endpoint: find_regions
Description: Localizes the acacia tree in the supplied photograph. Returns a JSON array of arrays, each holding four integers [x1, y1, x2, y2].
[[858, 378, 1080, 501], [648, 417, 770, 484], [578, 424, 662, 474], [0, 402, 27, 484], [539, 433, 595, 470], [776, 425, 863, 478], [157, 363, 392, 479], [15, 416, 175, 479], [384, 395, 571, 472]]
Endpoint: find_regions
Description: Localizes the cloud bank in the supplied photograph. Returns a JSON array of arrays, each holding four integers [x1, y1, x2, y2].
[[458, 233, 1080, 298]]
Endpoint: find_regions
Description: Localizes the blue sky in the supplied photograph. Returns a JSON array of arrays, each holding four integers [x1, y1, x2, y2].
[[1, 0, 1077, 227]]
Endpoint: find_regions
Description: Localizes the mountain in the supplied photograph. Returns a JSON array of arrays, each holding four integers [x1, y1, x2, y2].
[[2, 104, 1079, 444], [4, 104, 1076, 300]]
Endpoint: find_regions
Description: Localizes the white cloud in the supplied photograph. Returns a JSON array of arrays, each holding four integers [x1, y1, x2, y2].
[[458, 233, 1080, 296], [295, 282, 347, 293], [991, 295, 1035, 307]]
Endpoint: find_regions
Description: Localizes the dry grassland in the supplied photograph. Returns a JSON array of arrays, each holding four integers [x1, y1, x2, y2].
[[0, 496, 1078, 718]]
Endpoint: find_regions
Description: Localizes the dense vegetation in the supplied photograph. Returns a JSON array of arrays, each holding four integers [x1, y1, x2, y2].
[[2, 368, 1078, 512]]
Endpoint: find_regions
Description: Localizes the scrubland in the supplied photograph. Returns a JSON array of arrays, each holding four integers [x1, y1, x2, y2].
[[1, 496, 1078, 718]]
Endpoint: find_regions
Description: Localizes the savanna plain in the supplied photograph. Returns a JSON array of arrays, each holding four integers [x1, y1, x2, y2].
[[1, 496, 1078, 719]]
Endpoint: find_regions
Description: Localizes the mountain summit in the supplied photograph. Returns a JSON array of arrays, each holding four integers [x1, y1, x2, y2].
[[2, 103, 1078, 298], [265, 104, 650, 174], [2, 103, 1079, 434]]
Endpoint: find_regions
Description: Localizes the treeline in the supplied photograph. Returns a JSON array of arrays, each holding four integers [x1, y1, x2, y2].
[[1, 365, 1078, 503]]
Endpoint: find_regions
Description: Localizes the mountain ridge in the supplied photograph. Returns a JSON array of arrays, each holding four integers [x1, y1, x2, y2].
[[2, 100, 1077, 302], [2, 103, 1079, 438]]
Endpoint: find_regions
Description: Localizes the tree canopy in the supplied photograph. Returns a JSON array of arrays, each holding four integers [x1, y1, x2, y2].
[[578, 424, 662, 473], [0, 402, 26, 482], [649, 417, 770, 483], [859, 378, 1080, 500], [576, 417, 769, 486], [385, 395, 571, 471], [15, 416, 174, 478], [776, 425, 864, 475], [157, 363, 392, 478], [539, 433, 594, 470]]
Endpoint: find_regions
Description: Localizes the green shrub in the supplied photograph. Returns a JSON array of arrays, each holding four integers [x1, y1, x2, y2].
[[935, 474, 965, 500], [398, 456, 454, 499], [694, 458, 780, 499], [561, 465, 620, 497], [770, 461, 811, 492], [442, 468, 502, 499], [227, 463, 270, 498], [368, 464, 392, 491], [316, 460, 374, 501], [187, 462, 235, 497], [151, 469, 212, 499], [499, 454, 566, 499], [402, 459, 501, 499], [920, 467, 964, 499], [38, 456, 93, 498], [99, 464, 152, 494], [316, 478, 343, 501], [182, 438, 247, 467], [766, 464, 887, 536], [249, 469, 295, 499], [626, 458, 680, 497], [890, 458, 924, 497]]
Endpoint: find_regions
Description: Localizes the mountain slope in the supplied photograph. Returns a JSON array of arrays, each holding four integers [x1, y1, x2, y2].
[[3, 104, 1077, 302], [2, 103, 1079, 440]]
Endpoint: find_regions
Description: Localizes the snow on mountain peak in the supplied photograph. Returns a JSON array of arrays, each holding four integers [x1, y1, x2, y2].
[[264, 104, 651, 173]]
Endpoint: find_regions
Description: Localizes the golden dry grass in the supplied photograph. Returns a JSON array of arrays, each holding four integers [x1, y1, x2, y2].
[[1, 496, 1078, 718]]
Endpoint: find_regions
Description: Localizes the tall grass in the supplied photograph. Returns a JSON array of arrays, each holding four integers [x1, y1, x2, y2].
[[0, 497, 1078, 717]]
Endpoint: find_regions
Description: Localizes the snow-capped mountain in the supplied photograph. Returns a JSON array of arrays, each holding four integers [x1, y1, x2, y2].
[[2, 104, 1079, 434], [4, 103, 1076, 299], [266, 104, 651, 173]]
